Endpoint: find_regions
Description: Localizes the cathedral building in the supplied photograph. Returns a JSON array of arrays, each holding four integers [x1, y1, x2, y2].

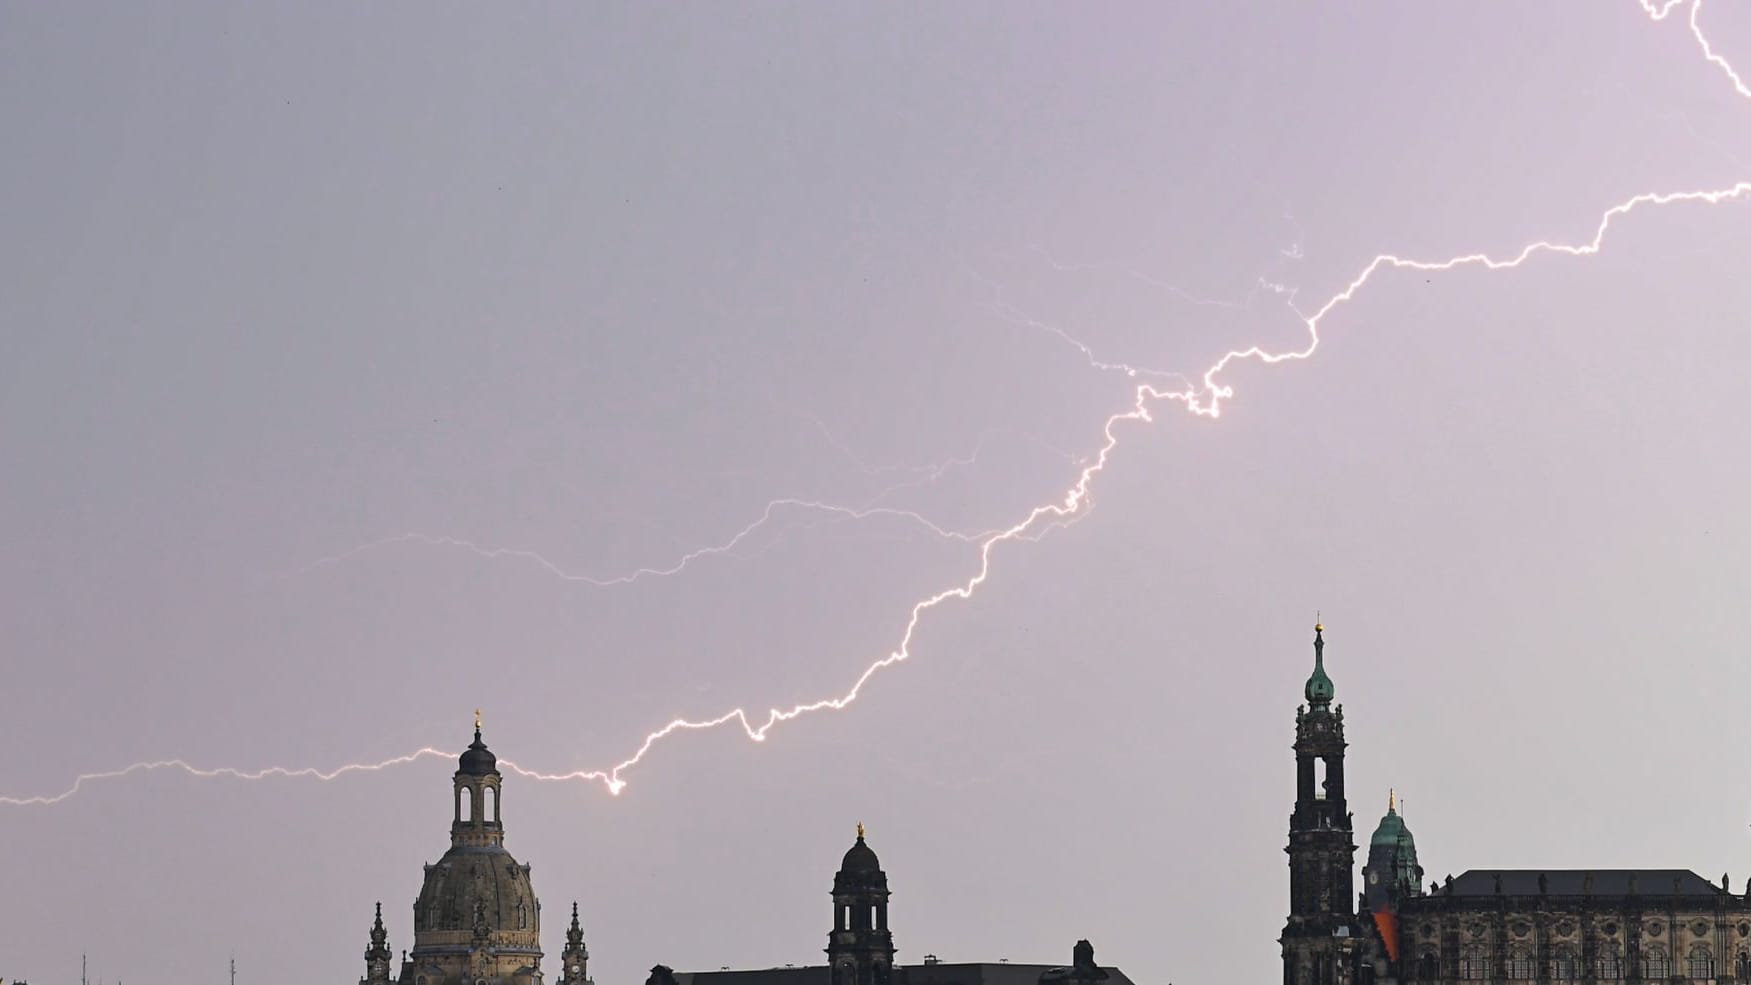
[[357, 718, 591, 985], [1282, 625, 1751, 985], [356, 722, 1131, 985]]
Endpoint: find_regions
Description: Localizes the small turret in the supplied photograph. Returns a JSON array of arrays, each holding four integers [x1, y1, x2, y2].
[[558, 902, 591, 985], [361, 902, 393, 985]]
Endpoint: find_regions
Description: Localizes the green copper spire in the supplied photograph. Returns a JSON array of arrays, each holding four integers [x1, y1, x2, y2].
[[1304, 621, 1334, 709]]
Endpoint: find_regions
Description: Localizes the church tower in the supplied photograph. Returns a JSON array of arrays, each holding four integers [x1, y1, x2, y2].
[[556, 903, 590, 985], [404, 715, 546, 985], [1281, 623, 1363, 985], [827, 825, 896, 985], [362, 902, 393, 985]]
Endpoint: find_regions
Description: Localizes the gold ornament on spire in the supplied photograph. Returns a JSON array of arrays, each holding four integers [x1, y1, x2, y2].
[[856, 822, 865, 839], [1389, 788, 1396, 811], [475, 708, 482, 731]]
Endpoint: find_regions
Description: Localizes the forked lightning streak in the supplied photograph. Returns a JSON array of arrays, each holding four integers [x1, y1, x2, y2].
[[5, 0, 1747, 808]]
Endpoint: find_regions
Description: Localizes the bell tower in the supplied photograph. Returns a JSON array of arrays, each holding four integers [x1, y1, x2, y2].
[[557, 902, 590, 985], [1280, 623, 1363, 985], [361, 902, 393, 985], [827, 824, 895, 985]]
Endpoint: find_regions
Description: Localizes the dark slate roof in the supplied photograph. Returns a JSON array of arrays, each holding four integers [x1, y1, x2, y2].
[[841, 836, 882, 873], [458, 729, 498, 776], [1445, 869, 1723, 897], [676, 968, 829, 985], [678, 964, 1135, 985], [908, 964, 1134, 985]]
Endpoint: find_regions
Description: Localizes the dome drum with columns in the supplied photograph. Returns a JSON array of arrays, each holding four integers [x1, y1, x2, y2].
[[356, 716, 591, 985]]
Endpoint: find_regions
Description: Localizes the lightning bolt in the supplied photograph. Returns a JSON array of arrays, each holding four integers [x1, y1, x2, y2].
[[1643, 0, 1751, 100], [300, 500, 1012, 588], [8, 0, 1748, 807]]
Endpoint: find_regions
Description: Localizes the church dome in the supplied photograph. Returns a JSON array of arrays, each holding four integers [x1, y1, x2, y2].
[[1371, 805, 1412, 848], [459, 728, 498, 776], [414, 842, 541, 944], [841, 834, 881, 873]]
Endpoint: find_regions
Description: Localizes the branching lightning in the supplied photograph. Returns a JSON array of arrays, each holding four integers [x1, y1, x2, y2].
[[8, 0, 1749, 808], [300, 499, 1012, 588]]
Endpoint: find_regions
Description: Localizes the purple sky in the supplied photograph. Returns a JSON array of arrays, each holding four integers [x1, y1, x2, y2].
[[5, 4, 1751, 984]]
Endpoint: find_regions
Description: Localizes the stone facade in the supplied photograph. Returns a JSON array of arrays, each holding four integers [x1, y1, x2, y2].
[[1389, 881, 1751, 983]]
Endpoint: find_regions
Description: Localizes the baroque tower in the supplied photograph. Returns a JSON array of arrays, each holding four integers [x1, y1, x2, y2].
[[556, 903, 590, 985], [1281, 624, 1363, 985], [401, 716, 545, 985], [827, 825, 895, 985], [363, 902, 394, 985]]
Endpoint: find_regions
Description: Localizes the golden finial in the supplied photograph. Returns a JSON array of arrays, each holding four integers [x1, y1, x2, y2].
[[1315, 611, 1323, 633], [856, 822, 865, 840], [474, 708, 482, 731], [1389, 788, 1396, 812]]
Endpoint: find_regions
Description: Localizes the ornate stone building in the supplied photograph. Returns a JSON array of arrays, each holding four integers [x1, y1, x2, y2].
[[357, 721, 592, 985], [1282, 626, 1751, 985]]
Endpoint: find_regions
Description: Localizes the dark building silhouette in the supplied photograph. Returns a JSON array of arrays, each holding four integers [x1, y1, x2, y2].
[[1281, 625, 1751, 985], [829, 825, 896, 985], [676, 830, 1133, 985]]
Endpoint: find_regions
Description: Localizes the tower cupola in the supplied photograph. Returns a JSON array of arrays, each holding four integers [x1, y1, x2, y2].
[[452, 710, 504, 849], [1363, 790, 1423, 910], [827, 824, 895, 985]]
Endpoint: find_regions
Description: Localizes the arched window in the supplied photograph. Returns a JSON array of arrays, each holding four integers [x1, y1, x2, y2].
[[1507, 948, 1534, 979], [1597, 943, 1623, 979], [1418, 951, 1439, 979], [1644, 944, 1671, 979], [1736, 950, 1750, 981], [518, 902, 529, 929], [1689, 944, 1715, 979], [1551, 945, 1578, 981], [486, 785, 498, 822], [458, 788, 472, 822], [1314, 758, 1328, 800], [1461, 944, 1490, 980]]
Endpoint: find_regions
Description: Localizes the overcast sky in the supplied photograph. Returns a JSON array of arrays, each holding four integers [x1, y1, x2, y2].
[[5, 4, 1751, 984]]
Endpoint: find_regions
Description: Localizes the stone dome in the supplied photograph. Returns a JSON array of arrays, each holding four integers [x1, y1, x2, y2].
[[414, 843, 541, 946]]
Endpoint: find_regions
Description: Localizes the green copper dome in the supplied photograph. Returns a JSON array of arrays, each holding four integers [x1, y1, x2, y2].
[[1371, 800, 1410, 848], [1304, 624, 1334, 708]]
